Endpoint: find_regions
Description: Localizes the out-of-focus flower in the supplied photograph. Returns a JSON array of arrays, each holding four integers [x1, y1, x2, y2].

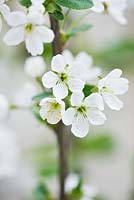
[[25, 56, 46, 78], [65, 173, 80, 193], [0, 94, 9, 120], [29, 0, 45, 14], [42, 54, 85, 99], [62, 50, 101, 82], [0, 125, 18, 178], [4, 10, 54, 56], [62, 92, 106, 138], [81, 185, 98, 200], [40, 98, 65, 124], [0, 0, 10, 32], [97, 69, 129, 110], [13, 82, 38, 107], [91, 0, 127, 25]]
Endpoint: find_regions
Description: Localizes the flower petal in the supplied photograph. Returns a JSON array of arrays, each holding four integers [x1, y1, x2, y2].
[[62, 108, 76, 125], [71, 92, 84, 106], [7, 11, 27, 26], [90, 0, 104, 13], [87, 109, 106, 125], [53, 83, 68, 99], [103, 93, 123, 111], [68, 78, 85, 93], [27, 11, 44, 25], [42, 71, 58, 88], [47, 109, 62, 124], [25, 31, 44, 56], [0, 4, 10, 20], [110, 78, 129, 95], [74, 52, 93, 68], [84, 93, 104, 110], [62, 49, 74, 66], [105, 69, 122, 80], [51, 54, 66, 73], [36, 26, 54, 43], [71, 114, 89, 138], [3, 27, 24, 46]]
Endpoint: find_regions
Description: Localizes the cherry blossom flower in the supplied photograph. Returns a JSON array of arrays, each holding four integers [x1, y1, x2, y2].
[[29, 0, 45, 14], [91, 0, 127, 25], [62, 50, 101, 82], [0, 94, 9, 120], [97, 69, 129, 110], [0, 125, 18, 178], [42, 54, 85, 99], [4, 10, 54, 56], [62, 92, 106, 138], [0, 0, 10, 32], [13, 82, 38, 107], [65, 173, 80, 193], [40, 98, 65, 124], [25, 56, 46, 78]]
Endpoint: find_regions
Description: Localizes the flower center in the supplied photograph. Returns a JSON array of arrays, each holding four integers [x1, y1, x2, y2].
[[101, 86, 114, 94], [60, 73, 68, 82], [77, 106, 86, 114], [25, 23, 33, 34], [50, 102, 60, 110]]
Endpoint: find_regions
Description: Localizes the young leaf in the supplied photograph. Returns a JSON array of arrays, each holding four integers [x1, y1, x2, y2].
[[56, 0, 93, 10], [32, 91, 52, 101], [19, 0, 31, 7], [67, 24, 92, 37]]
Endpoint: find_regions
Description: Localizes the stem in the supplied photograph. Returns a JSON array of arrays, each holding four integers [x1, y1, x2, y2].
[[49, 15, 69, 200]]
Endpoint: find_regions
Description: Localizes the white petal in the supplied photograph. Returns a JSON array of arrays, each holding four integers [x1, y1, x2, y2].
[[40, 106, 48, 120], [53, 83, 68, 99], [62, 49, 74, 66], [27, 11, 44, 25], [42, 71, 58, 88], [90, 0, 104, 13], [31, 0, 44, 4], [105, 69, 122, 80], [84, 93, 104, 110], [110, 12, 127, 25], [103, 93, 123, 111], [25, 31, 44, 56], [4, 27, 24, 46], [75, 52, 93, 67], [87, 109, 106, 125], [7, 11, 27, 26], [51, 54, 66, 73], [110, 77, 129, 95], [36, 26, 54, 43], [71, 92, 84, 106], [62, 108, 76, 125], [84, 67, 102, 82], [47, 109, 62, 124], [71, 114, 89, 138], [0, 4, 10, 20], [68, 78, 85, 93]]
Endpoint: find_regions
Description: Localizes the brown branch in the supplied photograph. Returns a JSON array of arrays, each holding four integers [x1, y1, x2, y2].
[[49, 15, 69, 200]]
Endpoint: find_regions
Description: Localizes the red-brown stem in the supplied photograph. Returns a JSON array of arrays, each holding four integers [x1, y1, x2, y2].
[[49, 15, 69, 200]]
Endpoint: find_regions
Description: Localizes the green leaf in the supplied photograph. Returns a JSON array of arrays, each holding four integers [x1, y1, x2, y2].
[[32, 91, 52, 101], [33, 182, 50, 200], [32, 106, 43, 122], [83, 84, 98, 97], [56, 0, 93, 10], [67, 24, 92, 36], [19, 0, 31, 7], [53, 10, 64, 20]]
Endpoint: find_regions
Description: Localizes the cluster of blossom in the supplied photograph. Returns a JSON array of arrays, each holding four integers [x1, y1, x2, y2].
[[0, 0, 127, 56], [39, 50, 128, 138]]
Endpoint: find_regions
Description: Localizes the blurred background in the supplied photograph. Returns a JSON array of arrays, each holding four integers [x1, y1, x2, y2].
[[0, 0, 133, 200]]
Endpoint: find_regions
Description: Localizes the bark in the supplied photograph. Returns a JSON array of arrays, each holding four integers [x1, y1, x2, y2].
[[49, 15, 69, 200]]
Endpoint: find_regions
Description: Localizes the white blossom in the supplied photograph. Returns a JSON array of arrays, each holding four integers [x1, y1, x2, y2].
[[25, 56, 46, 78], [81, 185, 98, 200], [62, 92, 106, 138], [62, 50, 101, 82], [65, 173, 80, 193], [42, 54, 85, 99], [97, 69, 129, 111], [4, 10, 54, 56], [91, 0, 127, 25], [0, 0, 10, 32], [0, 125, 18, 178], [14, 82, 38, 107], [29, 0, 45, 14], [40, 97, 65, 124], [0, 94, 9, 120]]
